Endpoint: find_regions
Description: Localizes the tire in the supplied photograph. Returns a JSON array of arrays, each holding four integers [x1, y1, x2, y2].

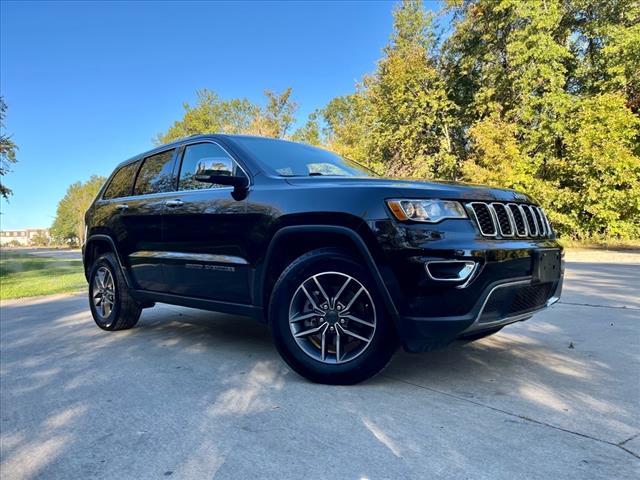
[[88, 252, 141, 331], [269, 248, 398, 385]]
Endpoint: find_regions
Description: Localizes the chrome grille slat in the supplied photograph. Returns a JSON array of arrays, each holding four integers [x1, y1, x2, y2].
[[467, 202, 553, 239], [523, 205, 539, 237], [469, 202, 498, 236], [533, 207, 546, 236], [491, 203, 514, 237], [507, 203, 528, 237], [540, 208, 553, 236]]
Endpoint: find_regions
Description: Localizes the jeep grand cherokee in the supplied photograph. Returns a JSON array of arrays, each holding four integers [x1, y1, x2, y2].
[[83, 134, 563, 384]]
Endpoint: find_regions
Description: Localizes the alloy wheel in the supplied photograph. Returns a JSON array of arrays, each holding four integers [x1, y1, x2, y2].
[[92, 266, 116, 322], [288, 271, 376, 364]]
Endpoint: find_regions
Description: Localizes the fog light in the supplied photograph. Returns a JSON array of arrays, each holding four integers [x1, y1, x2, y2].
[[425, 260, 476, 282]]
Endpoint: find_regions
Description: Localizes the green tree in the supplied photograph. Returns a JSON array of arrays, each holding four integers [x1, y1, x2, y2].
[[567, 0, 640, 113], [30, 231, 49, 246], [251, 88, 298, 138], [321, 94, 372, 169], [51, 175, 106, 246], [0, 97, 18, 199], [463, 112, 533, 191], [294, 1, 457, 177], [156, 89, 258, 144], [444, 0, 640, 239], [157, 88, 298, 144], [364, 0, 457, 178], [555, 94, 640, 238], [290, 111, 323, 146]]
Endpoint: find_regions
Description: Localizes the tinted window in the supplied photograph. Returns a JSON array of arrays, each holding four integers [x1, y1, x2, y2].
[[232, 137, 374, 177], [134, 149, 176, 195], [178, 143, 245, 191], [103, 161, 140, 199]]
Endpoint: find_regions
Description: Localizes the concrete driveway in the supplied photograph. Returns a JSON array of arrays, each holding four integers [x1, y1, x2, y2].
[[1, 252, 638, 479]]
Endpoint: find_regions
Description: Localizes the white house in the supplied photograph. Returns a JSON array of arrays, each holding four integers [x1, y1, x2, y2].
[[0, 228, 50, 246]]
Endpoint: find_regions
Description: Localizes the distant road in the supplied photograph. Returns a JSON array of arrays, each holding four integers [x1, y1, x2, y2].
[[2, 247, 82, 260]]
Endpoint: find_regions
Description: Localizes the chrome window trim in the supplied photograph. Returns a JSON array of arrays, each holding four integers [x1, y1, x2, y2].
[[100, 146, 177, 201], [129, 251, 249, 265], [468, 202, 498, 237], [98, 139, 251, 202]]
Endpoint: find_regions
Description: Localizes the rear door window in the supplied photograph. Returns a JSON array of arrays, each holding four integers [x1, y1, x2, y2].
[[133, 149, 176, 196], [103, 161, 140, 199]]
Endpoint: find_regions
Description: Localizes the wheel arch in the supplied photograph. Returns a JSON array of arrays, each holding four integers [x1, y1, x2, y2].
[[83, 234, 133, 288], [256, 225, 399, 322]]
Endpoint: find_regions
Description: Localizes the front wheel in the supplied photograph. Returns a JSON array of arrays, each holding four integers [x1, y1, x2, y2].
[[269, 248, 398, 385]]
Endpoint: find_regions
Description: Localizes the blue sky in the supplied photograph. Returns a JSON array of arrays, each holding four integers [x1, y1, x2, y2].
[[0, 0, 440, 230]]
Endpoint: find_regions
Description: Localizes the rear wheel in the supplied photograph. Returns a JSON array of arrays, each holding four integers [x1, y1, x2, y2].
[[88, 253, 141, 331], [269, 248, 398, 384]]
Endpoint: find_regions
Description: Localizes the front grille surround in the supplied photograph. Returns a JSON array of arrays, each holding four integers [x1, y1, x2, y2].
[[468, 202, 553, 239]]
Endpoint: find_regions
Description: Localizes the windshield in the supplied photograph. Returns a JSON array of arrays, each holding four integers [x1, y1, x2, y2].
[[231, 136, 375, 177]]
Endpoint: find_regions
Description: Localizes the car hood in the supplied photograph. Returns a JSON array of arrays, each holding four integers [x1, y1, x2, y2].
[[284, 176, 537, 204]]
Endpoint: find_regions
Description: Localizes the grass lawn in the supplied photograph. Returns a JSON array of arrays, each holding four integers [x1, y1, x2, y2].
[[0, 251, 87, 300]]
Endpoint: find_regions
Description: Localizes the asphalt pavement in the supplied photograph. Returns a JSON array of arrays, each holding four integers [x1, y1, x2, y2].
[[1, 251, 638, 479], [2, 248, 82, 260]]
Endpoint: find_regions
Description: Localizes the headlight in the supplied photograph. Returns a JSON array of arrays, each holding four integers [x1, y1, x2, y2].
[[386, 199, 467, 223]]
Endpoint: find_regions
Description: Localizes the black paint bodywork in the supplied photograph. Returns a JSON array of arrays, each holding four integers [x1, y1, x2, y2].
[[83, 134, 563, 352]]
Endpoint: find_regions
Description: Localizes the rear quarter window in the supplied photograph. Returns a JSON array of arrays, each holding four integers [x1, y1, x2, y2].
[[102, 161, 140, 199]]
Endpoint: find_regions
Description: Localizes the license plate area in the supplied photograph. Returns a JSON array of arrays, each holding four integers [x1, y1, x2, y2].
[[532, 249, 561, 283]]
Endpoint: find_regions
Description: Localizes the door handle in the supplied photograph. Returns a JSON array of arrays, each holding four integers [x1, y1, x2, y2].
[[165, 199, 184, 208], [115, 204, 129, 211]]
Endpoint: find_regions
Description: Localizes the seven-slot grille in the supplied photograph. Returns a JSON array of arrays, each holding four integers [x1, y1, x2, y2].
[[467, 202, 553, 238]]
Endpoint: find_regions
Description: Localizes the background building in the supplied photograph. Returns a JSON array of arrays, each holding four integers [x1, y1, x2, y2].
[[0, 228, 50, 246]]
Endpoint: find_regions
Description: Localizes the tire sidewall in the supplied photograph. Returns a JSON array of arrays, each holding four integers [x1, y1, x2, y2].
[[88, 254, 122, 330], [270, 250, 397, 384]]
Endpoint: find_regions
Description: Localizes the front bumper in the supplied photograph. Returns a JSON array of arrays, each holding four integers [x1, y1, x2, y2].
[[369, 220, 564, 352], [395, 275, 562, 352]]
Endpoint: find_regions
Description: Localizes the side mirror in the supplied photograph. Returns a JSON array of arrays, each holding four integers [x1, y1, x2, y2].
[[194, 157, 249, 190]]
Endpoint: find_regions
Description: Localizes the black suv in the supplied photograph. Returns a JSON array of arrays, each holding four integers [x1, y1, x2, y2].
[[83, 134, 563, 384]]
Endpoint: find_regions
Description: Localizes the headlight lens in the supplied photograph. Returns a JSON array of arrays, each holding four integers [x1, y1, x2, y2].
[[386, 199, 467, 223]]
